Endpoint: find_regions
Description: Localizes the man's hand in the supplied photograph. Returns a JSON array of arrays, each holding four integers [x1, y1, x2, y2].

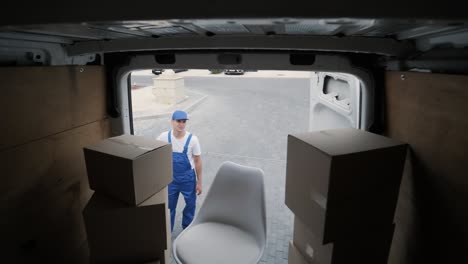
[[194, 155, 202, 195]]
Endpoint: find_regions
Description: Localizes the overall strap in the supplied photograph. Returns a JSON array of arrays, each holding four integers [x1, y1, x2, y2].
[[183, 133, 193, 154], [168, 130, 172, 143]]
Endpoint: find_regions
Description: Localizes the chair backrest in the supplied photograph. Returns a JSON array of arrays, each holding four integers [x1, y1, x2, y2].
[[193, 161, 266, 246]]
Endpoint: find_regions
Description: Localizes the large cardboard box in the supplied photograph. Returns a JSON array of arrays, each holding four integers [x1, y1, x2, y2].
[[285, 128, 407, 243], [161, 208, 171, 264], [331, 230, 395, 264], [334, 224, 395, 264], [293, 217, 333, 264], [83, 187, 169, 264], [288, 240, 310, 264], [144, 249, 171, 264], [293, 217, 394, 264], [84, 134, 172, 206]]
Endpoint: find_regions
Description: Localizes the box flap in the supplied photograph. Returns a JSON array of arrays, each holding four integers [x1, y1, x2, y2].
[[84, 134, 168, 160], [292, 128, 406, 156]]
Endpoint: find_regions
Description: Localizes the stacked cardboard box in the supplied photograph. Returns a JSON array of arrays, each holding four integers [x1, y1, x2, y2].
[[285, 128, 407, 264], [82, 135, 173, 264]]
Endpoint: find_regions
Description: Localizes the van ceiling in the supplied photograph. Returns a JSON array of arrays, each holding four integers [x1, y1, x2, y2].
[[3, 19, 466, 40], [1, 19, 468, 56]]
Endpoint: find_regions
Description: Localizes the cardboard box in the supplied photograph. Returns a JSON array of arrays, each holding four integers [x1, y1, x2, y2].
[[161, 208, 171, 264], [332, 238, 394, 264], [285, 128, 407, 243], [161, 248, 170, 264], [293, 216, 395, 264], [84, 134, 172, 206], [332, 224, 395, 264], [293, 217, 333, 264], [289, 240, 311, 264], [83, 187, 169, 264], [144, 249, 171, 264]]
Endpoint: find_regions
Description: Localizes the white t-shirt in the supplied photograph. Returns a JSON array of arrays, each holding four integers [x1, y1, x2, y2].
[[157, 130, 201, 169]]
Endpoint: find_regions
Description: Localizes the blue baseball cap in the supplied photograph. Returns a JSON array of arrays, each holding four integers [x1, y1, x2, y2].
[[172, 110, 189, 120]]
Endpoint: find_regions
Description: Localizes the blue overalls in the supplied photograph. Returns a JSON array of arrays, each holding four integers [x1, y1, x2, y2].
[[167, 131, 197, 232]]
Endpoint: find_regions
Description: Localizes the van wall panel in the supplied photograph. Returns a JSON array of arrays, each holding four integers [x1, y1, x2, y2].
[[0, 66, 110, 263], [0, 66, 107, 150], [384, 71, 468, 264], [0, 119, 111, 263]]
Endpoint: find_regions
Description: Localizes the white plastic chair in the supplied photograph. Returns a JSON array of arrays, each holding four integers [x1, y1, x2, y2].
[[172, 161, 267, 264]]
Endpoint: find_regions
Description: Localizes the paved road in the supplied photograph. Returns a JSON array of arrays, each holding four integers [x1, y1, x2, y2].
[[133, 75, 311, 264]]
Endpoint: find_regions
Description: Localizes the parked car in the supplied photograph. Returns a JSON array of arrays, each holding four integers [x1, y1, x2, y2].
[[209, 69, 223, 74], [151, 69, 164, 75], [224, 69, 244, 75], [152, 69, 187, 75]]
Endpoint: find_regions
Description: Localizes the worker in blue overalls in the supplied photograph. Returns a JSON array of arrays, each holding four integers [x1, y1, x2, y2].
[[157, 110, 203, 232]]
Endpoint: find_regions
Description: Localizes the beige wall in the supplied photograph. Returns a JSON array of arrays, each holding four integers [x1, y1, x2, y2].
[[0, 66, 111, 263], [384, 71, 468, 264]]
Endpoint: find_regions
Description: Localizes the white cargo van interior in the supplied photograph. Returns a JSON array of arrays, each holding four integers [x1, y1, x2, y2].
[[1, 3, 468, 263]]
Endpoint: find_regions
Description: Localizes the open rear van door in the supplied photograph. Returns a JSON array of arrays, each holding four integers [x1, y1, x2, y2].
[[309, 72, 361, 131]]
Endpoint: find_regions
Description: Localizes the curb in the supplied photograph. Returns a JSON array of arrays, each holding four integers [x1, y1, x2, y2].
[[133, 94, 208, 121]]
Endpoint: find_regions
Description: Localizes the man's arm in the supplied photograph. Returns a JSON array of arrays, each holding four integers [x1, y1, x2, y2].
[[194, 155, 202, 195]]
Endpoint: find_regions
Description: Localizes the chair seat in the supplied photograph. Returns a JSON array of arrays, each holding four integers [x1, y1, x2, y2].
[[175, 222, 262, 264]]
